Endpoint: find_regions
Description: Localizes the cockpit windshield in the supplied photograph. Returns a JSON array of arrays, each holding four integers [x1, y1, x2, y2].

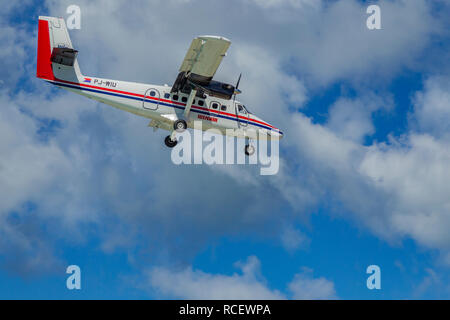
[[243, 105, 252, 114]]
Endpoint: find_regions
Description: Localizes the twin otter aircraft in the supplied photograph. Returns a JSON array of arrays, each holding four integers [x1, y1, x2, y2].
[[36, 16, 283, 155]]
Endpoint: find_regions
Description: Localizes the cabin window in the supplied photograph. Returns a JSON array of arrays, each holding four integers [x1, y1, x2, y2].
[[237, 105, 244, 113], [211, 102, 219, 109], [164, 93, 170, 99], [173, 95, 179, 101], [221, 105, 227, 111], [150, 91, 156, 97], [182, 96, 188, 103], [198, 100, 204, 107]]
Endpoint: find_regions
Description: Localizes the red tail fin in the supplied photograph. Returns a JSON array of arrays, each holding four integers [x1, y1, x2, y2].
[[36, 19, 55, 80]]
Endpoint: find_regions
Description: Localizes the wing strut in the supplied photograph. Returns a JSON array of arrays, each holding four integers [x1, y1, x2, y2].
[[183, 88, 197, 119]]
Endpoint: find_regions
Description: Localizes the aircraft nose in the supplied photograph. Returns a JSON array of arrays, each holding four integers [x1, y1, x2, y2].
[[271, 129, 283, 139]]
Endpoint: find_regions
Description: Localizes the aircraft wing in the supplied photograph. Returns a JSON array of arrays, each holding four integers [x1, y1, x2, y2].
[[179, 36, 230, 82], [172, 36, 235, 100]]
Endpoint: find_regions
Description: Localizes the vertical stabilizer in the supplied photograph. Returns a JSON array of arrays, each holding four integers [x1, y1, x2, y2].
[[36, 16, 83, 82]]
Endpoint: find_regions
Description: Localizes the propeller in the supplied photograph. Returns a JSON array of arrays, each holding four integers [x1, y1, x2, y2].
[[234, 73, 242, 95], [233, 73, 242, 105]]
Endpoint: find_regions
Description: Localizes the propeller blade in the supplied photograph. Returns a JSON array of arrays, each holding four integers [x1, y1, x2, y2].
[[234, 73, 242, 95], [236, 73, 242, 90]]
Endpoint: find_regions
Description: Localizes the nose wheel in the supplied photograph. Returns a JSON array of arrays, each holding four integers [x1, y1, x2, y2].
[[164, 135, 177, 148], [165, 123, 184, 148]]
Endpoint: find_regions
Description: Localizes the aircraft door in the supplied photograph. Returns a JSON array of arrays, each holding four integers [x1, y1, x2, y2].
[[235, 103, 248, 127], [143, 88, 159, 110]]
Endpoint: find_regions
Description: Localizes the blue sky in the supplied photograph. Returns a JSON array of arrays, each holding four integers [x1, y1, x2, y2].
[[0, 0, 449, 299]]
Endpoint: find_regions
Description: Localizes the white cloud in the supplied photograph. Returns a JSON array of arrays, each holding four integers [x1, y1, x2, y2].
[[288, 268, 337, 300], [146, 256, 336, 299], [147, 256, 284, 299], [0, 27, 30, 89], [281, 225, 310, 253], [249, 0, 320, 10], [326, 94, 393, 143], [281, 77, 450, 253], [412, 76, 450, 139], [412, 268, 440, 298], [266, 0, 439, 86], [359, 133, 450, 249]]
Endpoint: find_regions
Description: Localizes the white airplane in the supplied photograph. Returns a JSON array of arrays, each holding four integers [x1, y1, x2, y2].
[[36, 16, 283, 155]]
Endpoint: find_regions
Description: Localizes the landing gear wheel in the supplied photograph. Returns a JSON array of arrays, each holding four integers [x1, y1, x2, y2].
[[245, 144, 255, 156], [174, 119, 187, 132], [164, 135, 178, 148]]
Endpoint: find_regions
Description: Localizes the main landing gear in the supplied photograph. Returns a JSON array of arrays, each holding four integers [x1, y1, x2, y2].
[[165, 87, 191, 148], [165, 120, 187, 148], [174, 119, 187, 132], [245, 144, 255, 156]]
